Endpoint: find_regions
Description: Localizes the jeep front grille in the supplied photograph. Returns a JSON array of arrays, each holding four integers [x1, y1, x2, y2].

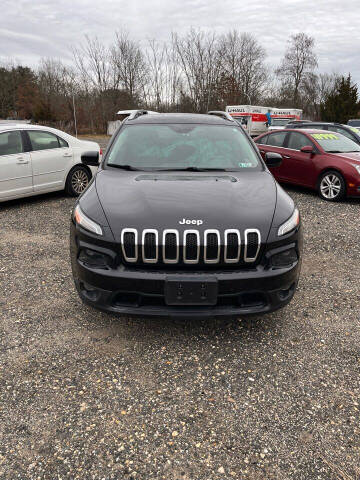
[[121, 228, 261, 265], [244, 229, 261, 262]]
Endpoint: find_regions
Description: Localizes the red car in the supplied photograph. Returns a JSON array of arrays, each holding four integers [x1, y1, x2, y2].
[[254, 129, 360, 201]]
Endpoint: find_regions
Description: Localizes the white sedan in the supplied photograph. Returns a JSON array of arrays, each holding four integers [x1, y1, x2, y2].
[[0, 124, 100, 202]]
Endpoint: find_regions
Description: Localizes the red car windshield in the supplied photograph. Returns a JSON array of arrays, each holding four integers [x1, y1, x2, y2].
[[311, 133, 360, 153]]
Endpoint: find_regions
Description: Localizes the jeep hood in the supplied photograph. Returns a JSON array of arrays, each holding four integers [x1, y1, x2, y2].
[[95, 169, 277, 242]]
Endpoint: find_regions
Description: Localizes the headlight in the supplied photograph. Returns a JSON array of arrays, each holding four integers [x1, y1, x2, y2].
[[352, 163, 360, 175], [278, 208, 300, 236], [73, 205, 103, 235]]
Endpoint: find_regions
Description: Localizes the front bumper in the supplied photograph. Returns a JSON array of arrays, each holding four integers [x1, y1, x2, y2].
[[348, 184, 360, 197], [71, 250, 301, 318]]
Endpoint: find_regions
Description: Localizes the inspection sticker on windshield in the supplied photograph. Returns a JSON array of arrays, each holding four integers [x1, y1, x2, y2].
[[311, 133, 338, 140], [238, 162, 253, 167]]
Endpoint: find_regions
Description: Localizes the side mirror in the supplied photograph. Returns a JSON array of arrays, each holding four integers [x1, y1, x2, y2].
[[265, 152, 282, 168], [300, 145, 315, 154], [81, 151, 99, 166]]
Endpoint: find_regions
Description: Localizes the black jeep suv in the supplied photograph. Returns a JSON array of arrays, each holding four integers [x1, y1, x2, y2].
[[70, 112, 302, 317]]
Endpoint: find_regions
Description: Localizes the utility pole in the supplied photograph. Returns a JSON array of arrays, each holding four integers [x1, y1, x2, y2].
[[72, 92, 78, 138]]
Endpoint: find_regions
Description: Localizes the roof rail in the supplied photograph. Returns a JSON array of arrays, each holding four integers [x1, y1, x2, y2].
[[117, 109, 160, 121], [127, 110, 150, 120], [207, 111, 235, 122]]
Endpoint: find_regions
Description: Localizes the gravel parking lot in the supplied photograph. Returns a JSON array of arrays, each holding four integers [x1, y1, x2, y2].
[[0, 137, 359, 479]]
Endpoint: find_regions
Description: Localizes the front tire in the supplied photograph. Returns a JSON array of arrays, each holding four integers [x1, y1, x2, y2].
[[318, 170, 346, 202], [65, 166, 91, 197]]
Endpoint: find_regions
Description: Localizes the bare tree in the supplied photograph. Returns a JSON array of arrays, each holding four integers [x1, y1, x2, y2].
[[219, 31, 268, 104], [172, 29, 223, 112], [110, 31, 148, 100], [72, 36, 112, 93], [302, 72, 340, 119], [144, 39, 181, 110], [36, 59, 78, 125], [276, 33, 318, 106], [72, 36, 114, 130]]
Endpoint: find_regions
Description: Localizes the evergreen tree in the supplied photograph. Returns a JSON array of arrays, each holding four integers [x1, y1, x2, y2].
[[321, 74, 359, 123]]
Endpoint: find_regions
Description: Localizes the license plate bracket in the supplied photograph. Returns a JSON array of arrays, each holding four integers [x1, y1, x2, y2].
[[165, 276, 218, 306]]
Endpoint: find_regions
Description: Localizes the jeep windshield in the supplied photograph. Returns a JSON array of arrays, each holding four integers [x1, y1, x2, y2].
[[106, 124, 262, 171]]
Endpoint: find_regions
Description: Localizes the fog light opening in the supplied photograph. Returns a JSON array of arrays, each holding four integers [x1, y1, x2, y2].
[[271, 248, 298, 268], [80, 282, 101, 302], [278, 283, 296, 301], [78, 248, 111, 269]]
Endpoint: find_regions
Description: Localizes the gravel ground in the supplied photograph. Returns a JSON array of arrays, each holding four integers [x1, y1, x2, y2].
[[0, 139, 360, 479]]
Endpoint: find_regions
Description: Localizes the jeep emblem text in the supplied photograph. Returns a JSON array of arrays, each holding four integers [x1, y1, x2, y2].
[[179, 218, 203, 226]]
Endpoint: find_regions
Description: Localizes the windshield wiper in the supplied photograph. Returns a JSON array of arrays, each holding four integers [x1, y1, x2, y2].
[[154, 166, 228, 172], [107, 164, 231, 172], [326, 150, 342, 153], [107, 164, 142, 171]]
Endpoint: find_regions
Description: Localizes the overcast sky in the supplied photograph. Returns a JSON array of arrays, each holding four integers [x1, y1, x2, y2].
[[1, 0, 360, 86]]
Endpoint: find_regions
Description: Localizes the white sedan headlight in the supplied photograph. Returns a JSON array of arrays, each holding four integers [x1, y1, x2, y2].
[[352, 163, 360, 175], [73, 205, 103, 236], [278, 208, 300, 236]]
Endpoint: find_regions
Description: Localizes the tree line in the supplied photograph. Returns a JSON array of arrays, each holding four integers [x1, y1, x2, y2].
[[1, 30, 359, 133]]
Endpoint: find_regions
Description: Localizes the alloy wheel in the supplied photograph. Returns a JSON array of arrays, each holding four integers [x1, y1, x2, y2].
[[71, 169, 89, 194], [320, 174, 341, 200]]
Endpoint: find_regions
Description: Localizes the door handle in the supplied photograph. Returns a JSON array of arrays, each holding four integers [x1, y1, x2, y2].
[[63, 153, 72, 157], [16, 157, 29, 164], [283, 155, 291, 159]]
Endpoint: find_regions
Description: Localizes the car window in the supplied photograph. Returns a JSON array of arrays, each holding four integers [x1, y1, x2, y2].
[[106, 124, 262, 171], [311, 132, 360, 153], [271, 118, 290, 127], [302, 124, 327, 130], [27, 130, 61, 151], [328, 126, 356, 141], [287, 132, 313, 150], [266, 132, 287, 148], [348, 120, 360, 127], [0, 131, 23, 156], [58, 136, 69, 148], [255, 135, 267, 145]]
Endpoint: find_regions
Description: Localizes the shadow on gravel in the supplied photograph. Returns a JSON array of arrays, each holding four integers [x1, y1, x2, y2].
[[1, 190, 68, 209], [280, 182, 360, 204], [81, 301, 286, 348]]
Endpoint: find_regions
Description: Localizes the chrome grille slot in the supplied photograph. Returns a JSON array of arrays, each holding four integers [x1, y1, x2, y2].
[[163, 229, 179, 263], [183, 230, 200, 264], [244, 229, 261, 262], [204, 229, 220, 263], [224, 229, 241, 263], [142, 229, 158, 263], [121, 228, 138, 262], [119, 227, 260, 265]]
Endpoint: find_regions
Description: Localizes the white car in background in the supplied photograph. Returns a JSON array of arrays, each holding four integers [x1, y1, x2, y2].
[[268, 117, 294, 130], [0, 124, 100, 202]]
